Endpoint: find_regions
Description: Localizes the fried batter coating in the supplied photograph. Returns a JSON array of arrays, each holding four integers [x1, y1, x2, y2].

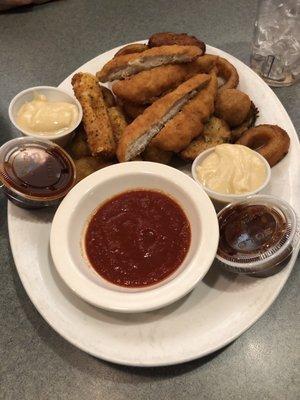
[[72, 73, 116, 158], [101, 86, 116, 107], [107, 106, 127, 143], [215, 89, 251, 127], [236, 124, 290, 167], [216, 56, 239, 90], [74, 157, 110, 182], [180, 137, 224, 161], [97, 45, 202, 82], [142, 145, 173, 164], [114, 43, 149, 57], [149, 32, 206, 54], [121, 101, 147, 120], [151, 73, 218, 152], [179, 115, 230, 161], [231, 102, 259, 142], [203, 116, 231, 141], [112, 63, 197, 105], [67, 126, 90, 159], [117, 74, 211, 162]]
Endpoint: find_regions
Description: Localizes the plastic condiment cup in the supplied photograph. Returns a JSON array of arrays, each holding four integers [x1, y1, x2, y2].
[[8, 86, 82, 147], [191, 147, 271, 209], [0, 137, 76, 209], [216, 195, 299, 277]]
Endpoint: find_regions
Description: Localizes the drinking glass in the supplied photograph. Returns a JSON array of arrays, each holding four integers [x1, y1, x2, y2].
[[250, 0, 300, 86]]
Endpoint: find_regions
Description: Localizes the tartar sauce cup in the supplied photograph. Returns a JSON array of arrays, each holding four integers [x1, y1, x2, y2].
[[0, 137, 76, 209], [191, 147, 271, 210], [216, 195, 299, 277], [8, 86, 82, 147]]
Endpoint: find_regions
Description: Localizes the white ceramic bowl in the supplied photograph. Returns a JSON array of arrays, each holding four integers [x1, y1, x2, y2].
[[50, 162, 219, 313], [9, 86, 82, 147], [191, 147, 271, 208]]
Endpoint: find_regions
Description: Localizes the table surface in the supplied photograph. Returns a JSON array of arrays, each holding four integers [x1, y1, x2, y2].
[[0, 1, 299, 399]]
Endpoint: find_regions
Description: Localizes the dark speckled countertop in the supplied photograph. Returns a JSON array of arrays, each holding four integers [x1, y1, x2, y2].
[[0, 1, 299, 399]]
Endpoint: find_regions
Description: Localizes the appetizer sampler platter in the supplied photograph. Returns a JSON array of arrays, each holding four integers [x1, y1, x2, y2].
[[8, 42, 300, 366]]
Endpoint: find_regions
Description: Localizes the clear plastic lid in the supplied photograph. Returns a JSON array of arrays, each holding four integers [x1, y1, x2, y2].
[[0, 137, 76, 202], [216, 195, 299, 274]]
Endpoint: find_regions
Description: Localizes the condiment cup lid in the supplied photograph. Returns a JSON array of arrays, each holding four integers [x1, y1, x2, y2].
[[216, 195, 299, 273], [0, 137, 76, 201]]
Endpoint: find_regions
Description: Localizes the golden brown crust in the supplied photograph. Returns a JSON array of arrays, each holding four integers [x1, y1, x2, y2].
[[112, 63, 197, 105], [215, 88, 251, 127], [71, 73, 116, 158], [142, 145, 173, 164], [203, 116, 231, 141], [151, 74, 218, 152], [148, 32, 206, 54], [101, 86, 116, 107], [97, 45, 202, 82], [107, 106, 128, 144], [180, 137, 224, 161], [236, 124, 290, 166], [116, 74, 211, 162], [216, 56, 239, 90], [114, 43, 149, 57]]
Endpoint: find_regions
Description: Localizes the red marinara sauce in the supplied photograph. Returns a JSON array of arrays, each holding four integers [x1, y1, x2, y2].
[[84, 190, 191, 288]]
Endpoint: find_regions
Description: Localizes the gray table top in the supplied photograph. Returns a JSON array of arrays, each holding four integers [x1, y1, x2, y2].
[[0, 1, 299, 399]]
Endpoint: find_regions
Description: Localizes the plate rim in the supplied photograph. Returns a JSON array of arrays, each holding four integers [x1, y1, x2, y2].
[[7, 41, 300, 366]]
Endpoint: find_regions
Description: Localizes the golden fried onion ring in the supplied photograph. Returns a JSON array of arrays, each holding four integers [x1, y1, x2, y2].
[[236, 124, 290, 167]]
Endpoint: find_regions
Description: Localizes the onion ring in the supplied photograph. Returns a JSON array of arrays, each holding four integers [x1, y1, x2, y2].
[[236, 124, 290, 167]]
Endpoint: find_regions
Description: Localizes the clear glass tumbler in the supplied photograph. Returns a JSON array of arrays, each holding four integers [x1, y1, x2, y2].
[[250, 0, 300, 86]]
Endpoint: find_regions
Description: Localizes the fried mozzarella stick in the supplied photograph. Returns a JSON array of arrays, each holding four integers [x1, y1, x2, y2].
[[97, 45, 202, 82], [72, 73, 116, 158], [116, 74, 210, 162], [112, 63, 198, 105]]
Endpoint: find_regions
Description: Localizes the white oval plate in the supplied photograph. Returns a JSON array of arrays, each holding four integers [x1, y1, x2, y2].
[[8, 42, 300, 366]]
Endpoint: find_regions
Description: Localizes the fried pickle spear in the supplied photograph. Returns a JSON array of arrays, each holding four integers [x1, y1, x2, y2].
[[114, 43, 149, 57], [148, 32, 206, 54], [112, 63, 197, 105], [117, 74, 211, 162], [72, 73, 116, 158], [97, 45, 203, 82], [152, 73, 218, 152]]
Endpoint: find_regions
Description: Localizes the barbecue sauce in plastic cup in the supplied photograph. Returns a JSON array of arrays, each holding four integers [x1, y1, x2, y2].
[[216, 195, 299, 277], [0, 137, 76, 209]]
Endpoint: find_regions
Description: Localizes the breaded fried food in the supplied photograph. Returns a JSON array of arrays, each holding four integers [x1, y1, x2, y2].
[[112, 63, 197, 105], [114, 43, 149, 57], [107, 106, 127, 143], [117, 74, 211, 162], [97, 45, 203, 82], [72, 73, 116, 158], [142, 145, 173, 164], [215, 89, 251, 127], [101, 86, 116, 107], [121, 101, 147, 120], [231, 102, 259, 142], [203, 116, 231, 141], [236, 124, 290, 167], [193, 54, 218, 73], [180, 137, 224, 161], [216, 56, 239, 90], [151, 73, 218, 152], [179, 115, 230, 161], [149, 32, 206, 54], [67, 125, 90, 159], [74, 157, 111, 183]]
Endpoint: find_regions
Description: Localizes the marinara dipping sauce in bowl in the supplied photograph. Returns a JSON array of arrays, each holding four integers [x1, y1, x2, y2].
[[50, 162, 219, 313], [84, 190, 191, 288], [0, 137, 76, 208]]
